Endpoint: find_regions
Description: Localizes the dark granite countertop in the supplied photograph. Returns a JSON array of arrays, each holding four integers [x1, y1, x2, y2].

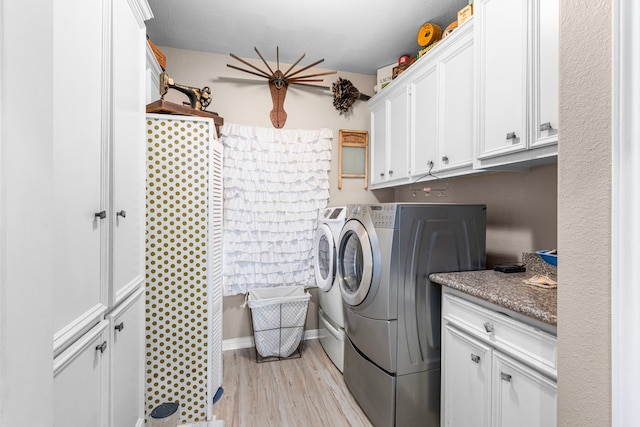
[[430, 252, 557, 326]]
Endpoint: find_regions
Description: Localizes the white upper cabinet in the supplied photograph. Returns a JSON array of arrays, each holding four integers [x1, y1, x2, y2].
[[437, 27, 475, 172], [370, 84, 410, 187], [369, 20, 477, 189], [111, 0, 146, 307], [370, 100, 388, 187], [386, 86, 411, 184], [410, 62, 439, 178], [475, 0, 528, 158], [475, 0, 559, 169], [53, 0, 110, 353], [531, 0, 560, 148]]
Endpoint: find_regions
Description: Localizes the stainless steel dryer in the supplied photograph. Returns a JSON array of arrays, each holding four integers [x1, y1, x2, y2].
[[337, 203, 486, 427]]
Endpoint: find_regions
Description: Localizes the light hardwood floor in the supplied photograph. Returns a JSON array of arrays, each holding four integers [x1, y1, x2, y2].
[[213, 339, 374, 427]]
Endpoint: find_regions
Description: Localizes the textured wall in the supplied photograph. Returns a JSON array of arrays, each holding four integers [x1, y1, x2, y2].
[[557, 0, 612, 425], [393, 164, 558, 267]]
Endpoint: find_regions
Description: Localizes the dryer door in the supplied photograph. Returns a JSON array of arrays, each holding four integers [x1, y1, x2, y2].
[[314, 223, 336, 292], [338, 219, 374, 306]]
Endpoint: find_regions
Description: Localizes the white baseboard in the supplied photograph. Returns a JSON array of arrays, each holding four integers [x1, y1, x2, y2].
[[222, 329, 320, 352], [178, 421, 224, 427]]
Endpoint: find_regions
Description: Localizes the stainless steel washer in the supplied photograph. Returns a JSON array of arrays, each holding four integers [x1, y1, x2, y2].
[[313, 206, 347, 372]]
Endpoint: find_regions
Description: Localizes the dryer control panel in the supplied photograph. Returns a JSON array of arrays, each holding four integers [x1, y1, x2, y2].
[[369, 204, 397, 228]]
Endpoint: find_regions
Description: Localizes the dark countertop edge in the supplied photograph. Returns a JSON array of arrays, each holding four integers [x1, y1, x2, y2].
[[430, 270, 557, 329]]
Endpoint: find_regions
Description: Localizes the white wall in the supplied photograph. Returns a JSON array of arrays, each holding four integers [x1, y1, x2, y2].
[[558, 0, 612, 425]]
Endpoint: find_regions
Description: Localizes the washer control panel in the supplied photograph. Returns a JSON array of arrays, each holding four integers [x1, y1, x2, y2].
[[369, 204, 397, 228]]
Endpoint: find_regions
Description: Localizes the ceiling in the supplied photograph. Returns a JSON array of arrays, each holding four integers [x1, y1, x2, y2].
[[145, 0, 469, 75]]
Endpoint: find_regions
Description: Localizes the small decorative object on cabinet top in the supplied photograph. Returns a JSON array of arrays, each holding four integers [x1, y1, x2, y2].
[[417, 22, 442, 47], [443, 20, 459, 38], [457, 3, 474, 26]]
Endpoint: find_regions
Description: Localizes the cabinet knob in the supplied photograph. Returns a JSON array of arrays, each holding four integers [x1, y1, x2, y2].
[[96, 341, 107, 354], [388, 170, 394, 175], [483, 321, 494, 333], [380, 172, 385, 177], [115, 322, 124, 332], [539, 122, 553, 132], [94, 211, 106, 220], [500, 372, 512, 382], [506, 132, 517, 140], [471, 354, 481, 363], [442, 156, 449, 163], [116, 210, 127, 218]]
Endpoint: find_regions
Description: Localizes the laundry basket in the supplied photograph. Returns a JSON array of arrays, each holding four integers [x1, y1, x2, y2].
[[247, 285, 311, 362]]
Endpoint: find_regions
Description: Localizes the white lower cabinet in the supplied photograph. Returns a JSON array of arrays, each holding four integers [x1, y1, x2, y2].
[[53, 289, 144, 427], [107, 288, 145, 427], [443, 325, 491, 427], [492, 351, 557, 427], [54, 321, 110, 427], [442, 292, 557, 427]]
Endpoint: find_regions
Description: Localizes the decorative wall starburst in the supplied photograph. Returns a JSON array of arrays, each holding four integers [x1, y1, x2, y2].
[[227, 46, 337, 128]]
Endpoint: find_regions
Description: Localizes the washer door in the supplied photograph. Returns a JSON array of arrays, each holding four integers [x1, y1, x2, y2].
[[338, 219, 374, 306], [314, 223, 336, 292]]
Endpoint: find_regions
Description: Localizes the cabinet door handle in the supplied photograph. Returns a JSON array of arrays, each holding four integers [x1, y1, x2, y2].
[[539, 122, 553, 132], [506, 132, 517, 140], [114, 322, 124, 332], [94, 211, 106, 219], [442, 156, 449, 163], [483, 321, 494, 333], [471, 354, 481, 363], [501, 372, 512, 382], [116, 210, 126, 218], [96, 341, 107, 354]]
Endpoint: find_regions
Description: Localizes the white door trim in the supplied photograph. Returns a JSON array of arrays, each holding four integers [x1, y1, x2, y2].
[[611, 0, 640, 425]]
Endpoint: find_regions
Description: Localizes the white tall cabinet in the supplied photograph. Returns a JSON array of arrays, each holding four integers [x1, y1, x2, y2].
[[51, 1, 152, 426]]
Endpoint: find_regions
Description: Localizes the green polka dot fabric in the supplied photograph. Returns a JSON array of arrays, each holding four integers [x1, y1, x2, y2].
[[145, 116, 223, 423]]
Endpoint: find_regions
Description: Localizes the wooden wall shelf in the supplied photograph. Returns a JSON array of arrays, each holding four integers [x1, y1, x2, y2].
[[146, 99, 224, 135]]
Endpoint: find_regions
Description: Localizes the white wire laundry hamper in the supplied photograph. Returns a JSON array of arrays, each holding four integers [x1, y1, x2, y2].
[[246, 286, 311, 362]]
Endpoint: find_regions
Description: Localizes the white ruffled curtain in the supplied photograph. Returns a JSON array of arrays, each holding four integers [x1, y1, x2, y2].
[[220, 123, 332, 296]]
